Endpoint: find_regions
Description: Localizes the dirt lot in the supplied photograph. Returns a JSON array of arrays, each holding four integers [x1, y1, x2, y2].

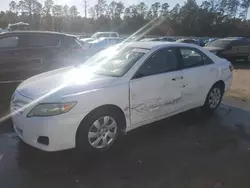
[[0, 63, 250, 188], [225, 63, 250, 102]]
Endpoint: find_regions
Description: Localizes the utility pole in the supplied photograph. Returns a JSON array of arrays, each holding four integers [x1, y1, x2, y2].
[[84, 0, 87, 18]]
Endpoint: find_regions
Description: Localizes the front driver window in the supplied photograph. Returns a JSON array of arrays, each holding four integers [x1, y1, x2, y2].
[[135, 48, 179, 78]]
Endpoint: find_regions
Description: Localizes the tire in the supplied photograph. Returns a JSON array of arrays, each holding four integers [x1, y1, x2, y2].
[[76, 108, 124, 154], [202, 84, 223, 113]]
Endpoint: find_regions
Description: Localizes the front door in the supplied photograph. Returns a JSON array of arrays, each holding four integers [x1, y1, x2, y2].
[[129, 47, 184, 125]]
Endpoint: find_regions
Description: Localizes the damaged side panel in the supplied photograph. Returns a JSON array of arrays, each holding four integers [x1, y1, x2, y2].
[[131, 97, 182, 113]]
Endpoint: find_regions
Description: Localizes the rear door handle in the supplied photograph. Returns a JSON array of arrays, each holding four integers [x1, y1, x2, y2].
[[172, 76, 183, 81]]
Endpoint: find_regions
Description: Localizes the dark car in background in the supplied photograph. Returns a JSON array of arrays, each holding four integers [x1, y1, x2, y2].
[[175, 38, 199, 45], [0, 31, 84, 81], [141, 37, 175, 42], [204, 37, 250, 63], [151, 37, 176, 42]]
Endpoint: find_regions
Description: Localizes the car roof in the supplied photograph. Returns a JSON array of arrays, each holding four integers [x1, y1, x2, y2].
[[224, 37, 247, 40], [176, 38, 195, 41], [120, 41, 199, 49], [0, 31, 76, 38], [99, 37, 122, 40], [212, 38, 238, 43], [219, 37, 249, 41], [95, 32, 118, 34]]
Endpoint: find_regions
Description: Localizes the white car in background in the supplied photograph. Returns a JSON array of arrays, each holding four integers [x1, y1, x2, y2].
[[11, 42, 232, 153], [79, 38, 94, 49], [87, 37, 123, 56], [91, 32, 119, 40]]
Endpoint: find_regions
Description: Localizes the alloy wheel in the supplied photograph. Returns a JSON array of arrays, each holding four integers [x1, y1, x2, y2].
[[208, 87, 221, 109], [88, 116, 118, 149]]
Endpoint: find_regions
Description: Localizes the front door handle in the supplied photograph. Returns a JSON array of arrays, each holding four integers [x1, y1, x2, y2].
[[172, 76, 183, 81]]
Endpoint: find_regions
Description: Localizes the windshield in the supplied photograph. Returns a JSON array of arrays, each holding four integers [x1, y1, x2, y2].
[[81, 46, 148, 77], [207, 39, 231, 48]]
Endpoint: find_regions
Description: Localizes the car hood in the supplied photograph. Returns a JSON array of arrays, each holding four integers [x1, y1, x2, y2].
[[17, 66, 117, 101], [203, 46, 224, 51]]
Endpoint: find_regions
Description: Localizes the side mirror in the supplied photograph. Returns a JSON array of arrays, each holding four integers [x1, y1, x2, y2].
[[227, 45, 232, 49]]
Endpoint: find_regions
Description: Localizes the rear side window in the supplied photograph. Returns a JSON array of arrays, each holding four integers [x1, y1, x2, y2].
[[0, 36, 18, 48], [180, 48, 203, 67], [26, 35, 60, 47], [180, 47, 213, 68]]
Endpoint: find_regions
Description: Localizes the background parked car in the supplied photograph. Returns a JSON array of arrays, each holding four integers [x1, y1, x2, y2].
[[0, 31, 85, 81], [8, 22, 30, 31], [175, 38, 199, 45], [153, 37, 176, 42], [79, 38, 94, 49], [197, 39, 206, 47], [141, 37, 175, 42], [140, 38, 157, 42], [204, 37, 250, 63], [86, 37, 123, 56], [205, 38, 217, 46], [91, 32, 119, 40]]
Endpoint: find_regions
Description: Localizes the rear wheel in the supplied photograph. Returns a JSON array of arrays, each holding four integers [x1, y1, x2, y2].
[[202, 84, 223, 113]]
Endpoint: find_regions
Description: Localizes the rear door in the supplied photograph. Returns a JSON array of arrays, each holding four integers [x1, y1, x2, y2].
[[178, 47, 219, 107]]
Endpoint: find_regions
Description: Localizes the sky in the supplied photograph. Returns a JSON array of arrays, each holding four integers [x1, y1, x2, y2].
[[1, 0, 204, 15]]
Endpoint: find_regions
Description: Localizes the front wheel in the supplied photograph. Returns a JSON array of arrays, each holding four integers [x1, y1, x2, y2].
[[202, 84, 223, 113], [76, 109, 123, 154]]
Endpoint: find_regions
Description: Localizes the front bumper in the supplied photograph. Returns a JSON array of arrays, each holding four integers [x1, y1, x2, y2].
[[12, 112, 84, 151], [10, 92, 85, 151]]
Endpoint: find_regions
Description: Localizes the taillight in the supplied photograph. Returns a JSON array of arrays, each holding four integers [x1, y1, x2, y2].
[[229, 64, 234, 72]]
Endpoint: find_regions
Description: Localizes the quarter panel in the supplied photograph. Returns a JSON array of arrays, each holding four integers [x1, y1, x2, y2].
[[61, 81, 131, 127]]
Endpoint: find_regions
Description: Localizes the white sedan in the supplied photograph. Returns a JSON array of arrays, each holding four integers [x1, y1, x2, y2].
[[11, 42, 233, 152]]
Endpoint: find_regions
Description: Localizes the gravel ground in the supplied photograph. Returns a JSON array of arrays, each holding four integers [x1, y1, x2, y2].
[[0, 99, 250, 188], [0, 63, 250, 188]]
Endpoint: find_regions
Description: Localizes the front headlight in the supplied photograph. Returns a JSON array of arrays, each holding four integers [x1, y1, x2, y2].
[[27, 102, 77, 117]]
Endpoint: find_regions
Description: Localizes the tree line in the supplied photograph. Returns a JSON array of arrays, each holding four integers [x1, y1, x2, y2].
[[1, 0, 250, 37]]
